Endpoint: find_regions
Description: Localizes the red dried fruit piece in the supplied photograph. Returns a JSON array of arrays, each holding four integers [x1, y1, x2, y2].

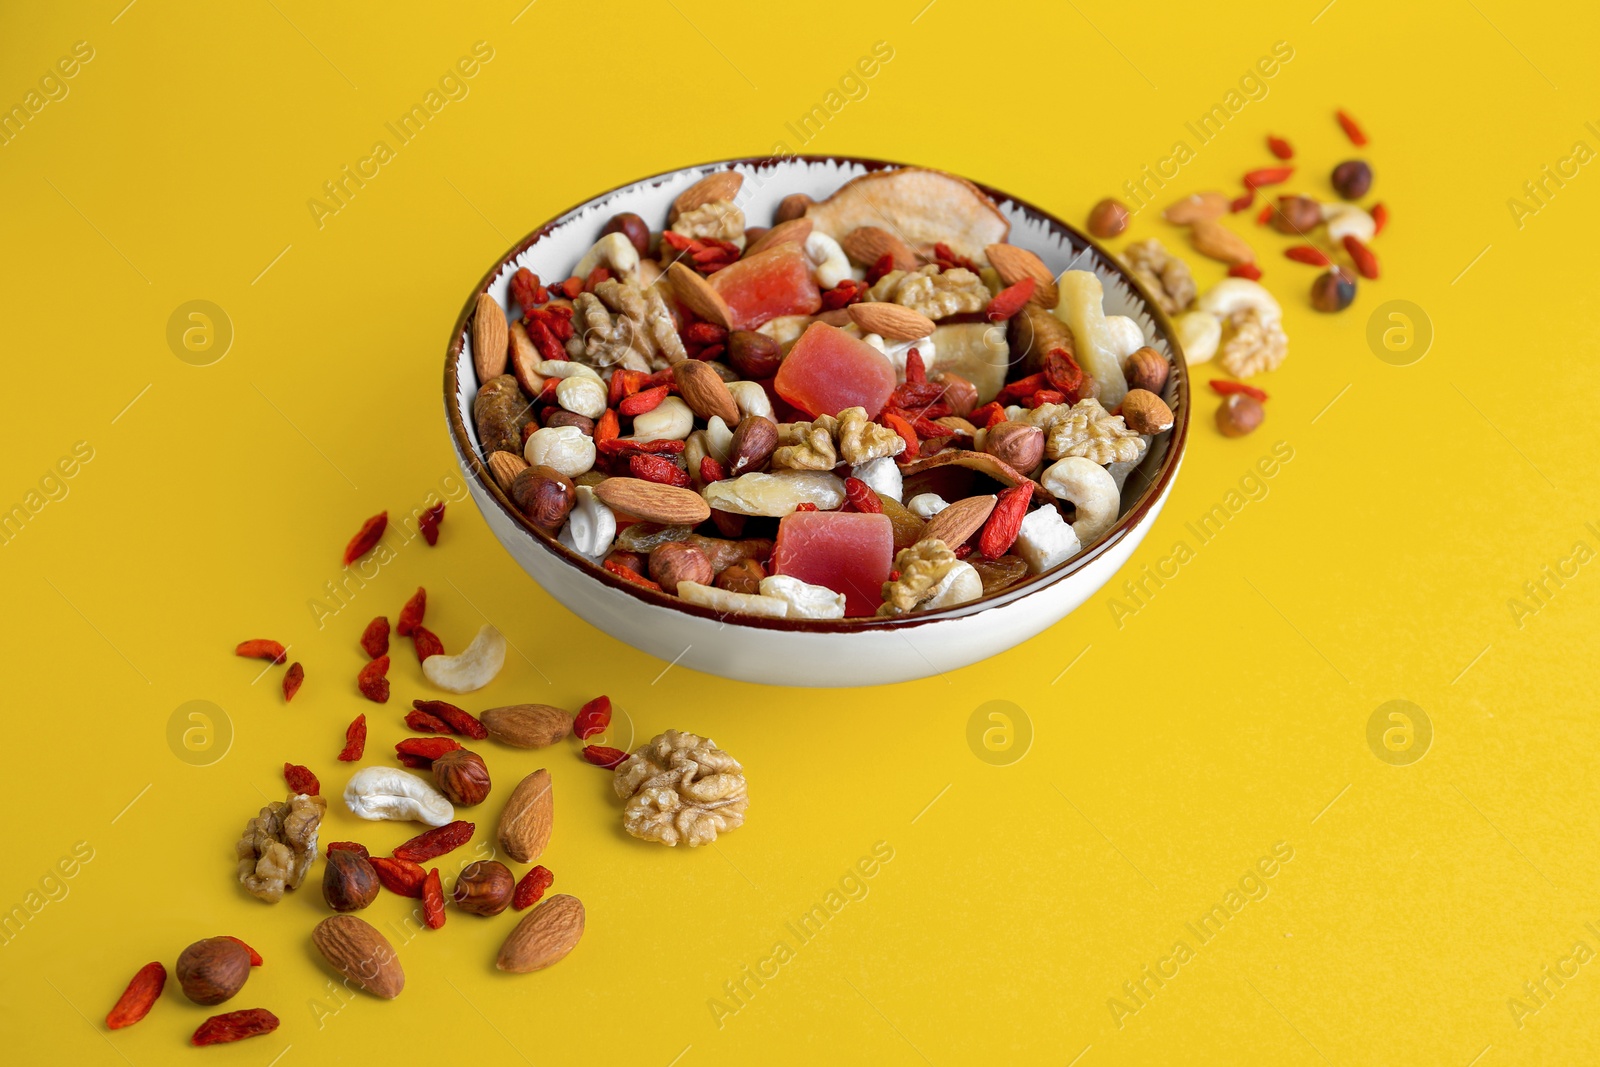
[[608, 368, 642, 406], [369, 857, 427, 897], [584, 266, 611, 292], [1266, 135, 1294, 160], [630, 453, 690, 487], [1284, 245, 1331, 267], [1228, 263, 1264, 281], [700, 455, 727, 483], [1371, 202, 1388, 236], [1343, 235, 1379, 279], [396, 753, 429, 769], [342, 511, 388, 566], [395, 736, 463, 763], [1209, 380, 1270, 402], [106, 962, 165, 1030], [405, 709, 452, 734], [1042, 348, 1086, 400], [235, 639, 286, 664], [191, 1008, 279, 1046], [412, 699, 488, 740], [880, 411, 919, 462], [619, 385, 670, 416], [419, 502, 445, 546], [865, 253, 897, 286], [573, 695, 612, 740], [582, 745, 628, 769], [357, 657, 390, 704], [220, 936, 263, 966], [932, 242, 977, 272], [1255, 202, 1275, 226], [325, 842, 369, 861], [969, 401, 1004, 427], [394, 820, 476, 863], [412, 626, 445, 663], [512, 865, 555, 910], [396, 587, 426, 637], [682, 321, 727, 346], [557, 276, 583, 299], [979, 484, 1032, 559], [996, 372, 1049, 405], [597, 437, 685, 457], [283, 763, 320, 795], [282, 662, 304, 702], [360, 616, 390, 659], [1243, 166, 1293, 189], [1229, 189, 1256, 213], [422, 868, 446, 929], [595, 408, 620, 446], [820, 278, 868, 308], [793, 502, 819, 512], [844, 476, 883, 514], [338, 713, 368, 762], [510, 268, 546, 311], [983, 278, 1036, 323], [527, 318, 566, 362], [603, 558, 664, 591], [1336, 109, 1368, 146]]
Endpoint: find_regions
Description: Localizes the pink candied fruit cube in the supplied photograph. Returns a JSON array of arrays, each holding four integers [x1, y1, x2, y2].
[[771, 510, 893, 618], [773, 322, 897, 420]]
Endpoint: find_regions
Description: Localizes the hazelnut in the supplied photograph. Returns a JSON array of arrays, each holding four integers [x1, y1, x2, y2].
[[541, 409, 595, 435], [604, 550, 646, 577], [716, 558, 766, 595], [1330, 160, 1372, 200], [709, 509, 746, 539], [452, 860, 515, 917], [1123, 347, 1170, 394], [727, 415, 779, 475], [322, 849, 380, 912], [1270, 195, 1323, 235], [727, 331, 782, 379], [775, 193, 813, 224], [511, 465, 576, 529], [601, 212, 651, 258], [934, 372, 979, 418], [433, 748, 491, 806], [176, 937, 251, 1005], [1310, 267, 1357, 313], [1121, 389, 1174, 435], [649, 542, 713, 594], [1087, 198, 1130, 239], [982, 421, 1045, 473], [1216, 393, 1264, 437]]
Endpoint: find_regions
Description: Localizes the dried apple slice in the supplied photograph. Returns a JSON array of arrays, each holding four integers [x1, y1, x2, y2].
[[898, 450, 1057, 506], [805, 168, 1010, 263]]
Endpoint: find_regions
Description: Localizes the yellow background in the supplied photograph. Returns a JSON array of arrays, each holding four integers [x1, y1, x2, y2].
[[3, 1, 1597, 1063]]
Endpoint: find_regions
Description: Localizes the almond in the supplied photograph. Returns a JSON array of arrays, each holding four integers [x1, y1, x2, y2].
[[311, 915, 404, 1000], [671, 170, 743, 223], [486, 450, 529, 494], [673, 360, 741, 427], [984, 244, 1058, 307], [498, 768, 554, 864], [507, 320, 544, 395], [666, 262, 732, 331], [920, 494, 997, 549], [839, 226, 917, 270], [1190, 219, 1255, 265], [1120, 389, 1174, 434], [1162, 191, 1229, 225], [480, 704, 572, 748], [593, 477, 712, 526], [848, 302, 936, 342], [496, 893, 585, 973], [473, 293, 508, 383], [744, 217, 812, 257]]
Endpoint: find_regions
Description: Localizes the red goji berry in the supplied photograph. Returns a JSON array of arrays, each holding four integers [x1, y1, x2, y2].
[[419, 502, 445, 546], [557, 276, 583, 299], [412, 699, 487, 740], [880, 412, 918, 462], [979, 484, 1032, 559], [1256, 202, 1275, 226], [395, 736, 462, 763], [220, 936, 263, 966], [584, 266, 611, 292], [342, 511, 387, 566], [394, 820, 476, 863], [700, 455, 727, 483], [984, 278, 1036, 322], [1336, 109, 1368, 146], [369, 857, 427, 897], [510, 268, 545, 312], [864, 253, 897, 285], [191, 1008, 279, 1046], [619, 385, 670, 416], [282, 661, 304, 702], [1209, 380, 1270, 402], [1042, 348, 1086, 400], [283, 763, 320, 795], [1026, 389, 1066, 408], [356, 657, 389, 704], [412, 626, 445, 663], [1285, 245, 1331, 267], [235, 639, 286, 664], [106, 962, 165, 1030], [597, 437, 686, 457], [793, 502, 819, 512], [1244, 166, 1294, 189], [969, 401, 1004, 427], [582, 745, 628, 769], [1266, 135, 1294, 160], [325, 842, 369, 862], [396, 753, 429, 769], [396, 587, 426, 637], [526, 318, 566, 362], [1342, 235, 1379, 279], [338, 713, 368, 761], [512, 865, 555, 910], [405, 708, 452, 733], [821, 278, 868, 308], [595, 408, 620, 446], [996, 372, 1049, 405], [1228, 263, 1264, 281], [630, 453, 690, 487], [682, 322, 728, 346], [604, 559, 664, 591], [360, 616, 389, 659], [844, 476, 883, 514], [933, 242, 978, 272], [607, 368, 640, 406], [574, 695, 612, 740], [422, 869, 446, 929], [1370, 202, 1389, 236], [1229, 189, 1256, 213], [900, 348, 925, 385]]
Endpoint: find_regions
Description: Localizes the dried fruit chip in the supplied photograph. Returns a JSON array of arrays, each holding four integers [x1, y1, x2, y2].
[[357, 657, 390, 704], [342, 512, 388, 566], [393, 820, 475, 863], [282, 662, 304, 702], [394, 736, 463, 763], [191, 1008, 279, 1046], [283, 763, 320, 796], [397, 587, 426, 637], [405, 709, 452, 734], [338, 714, 368, 762], [423, 869, 446, 930], [235, 639, 287, 664], [582, 745, 628, 769], [573, 696, 612, 741], [106, 962, 166, 1030], [360, 616, 390, 659], [512, 865, 555, 910]]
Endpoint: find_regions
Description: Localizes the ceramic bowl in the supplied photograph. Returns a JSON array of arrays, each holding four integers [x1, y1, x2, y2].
[[444, 156, 1189, 687]]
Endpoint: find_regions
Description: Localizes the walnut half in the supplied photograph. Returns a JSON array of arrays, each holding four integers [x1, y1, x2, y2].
[[235, 793, 326, 903], [612, 731, 748, 847]]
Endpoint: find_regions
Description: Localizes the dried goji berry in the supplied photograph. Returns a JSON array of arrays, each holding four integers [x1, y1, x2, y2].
[[881, 412, 919, 463], [338, 713, 368, 761], [106, 962, 165, 1030], [512, 865, 555, 910], [360, 616, 389, 658], [979, 484, 1032, 559], [191, 1008, 279, 1046], [700, 455, 727, 483], [537, 377, 560, 405], [969, 401, 1004, 427], [510, 268, 546, 312], [996, 372, 1049, 405], [527, 318, 566, 362], [235, 639, 286, 664], [597, 437, 686, 457], [325, 842, 369, 862], [342, 511, 387, 566], [412, 699, 487, 740], [887, 379, 948, 412], [394, 820, 476, 863], [904, 348, 926, 384], [584, 266, 611, 291], [574, 695, 612, 740], [412, 626, 445, 663], [397, 587, 426, 637], [396, 753, 429, 769], [1285, 245, 1331, 267], [283, 763, 320, 795], [422, 868, 446, 929], [821, 278, 868, 308], [793, 502, 819, 512], [1243, 166, 1293, 189], [630, 453, 690, 487], [220, 936, 263, 966], [369, 857, 426, 897], [282, 661, 304, 702], [405, 708, 452, 733], [1266, 135, 1294, 160], [582, 745, 628, 769], [604, 558, 664, 590], [419, 502, 445, 546], [607, 368, 641, 407], [1026, 389, 1065, 409], [682, 321, 727, 346], [1229, 189, 1256, 213], [1228, 263, 1264, 281], [357, 657, 389, 704], [1042, 347, 1086, 400], [1336, 109, 1368, 146], [1256, 202, 1275, 226], [843, 476, 883, 514], [1342, 235, 1379, 279], [557, 276, 583, 299], [984, 278, 1036, 322], [1209, 380, 1270, 402], [933, 242, 978, 272], [395, 736, 462, 763], [865, 253, 897, 285], [619, 385, 670, 416], [1371, 202, 1388, 235], [595, 408, 620, 446]]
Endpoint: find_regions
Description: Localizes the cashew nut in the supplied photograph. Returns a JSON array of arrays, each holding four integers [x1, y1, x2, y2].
[[1104, 315, 1146, 362], [538, 360, 602, 381], [524, 425, 596, 478], [805, 232, 851, 290], [1322, 203, 1376, 243], [1041, 456, 1120, 544], [759, 575, 846, 619], [677, 580, 789, 618], [862, 332, 937, 380], [421, 624, 507, 694], [852, 456, 902, 502], [632, 396, 695, 443], [1197, 278, 1282, 325], [574, 232, 640, 286], [556, 376, 607, 419], [907, 493, 949, 519], [703, 414, 733, 460], [1172, 310, 1222, 365], [920, 561, 983, 611], [558, 485, 615, 559], [344, 767, 455, 826], [726, 380, 773, 421]]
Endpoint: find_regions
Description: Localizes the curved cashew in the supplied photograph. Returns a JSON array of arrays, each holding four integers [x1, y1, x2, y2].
[[1198, 278, 1281, 325], [558, 485, 615, 559], [726, 380, 773, 421], [852, 456, 902, 502], [921, 561, 983, 611], [574, 232, 640, 286], [421, 624, 507, 694], [632, 396, 695, 442], [1323, 203, 1376, 243], [344, 767, 455, 826], [1104, 315, 1146, 362], [524, 425, 596, 478], [1172, 310, 1222, 364], [907, 493, 949, 519], [759, 575, 846, 619], [1041, 456, 1120, 543], [538, 360, 601, 381], [703, 414, 734, 461], [805, 232, 851, 290], [555, 376, 607, 419], [862, 331, 937, 380], [677, 580, 789, 618]]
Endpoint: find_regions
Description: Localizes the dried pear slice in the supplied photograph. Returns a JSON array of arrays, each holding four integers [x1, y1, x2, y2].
[[897, 450, 1057, 506], [805, 168, 1010, 263], [930, 322, 1009, 403], [1054, 271, 1130, 410]]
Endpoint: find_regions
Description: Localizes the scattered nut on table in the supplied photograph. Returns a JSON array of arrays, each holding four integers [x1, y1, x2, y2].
[[612, 730, 748, 846]]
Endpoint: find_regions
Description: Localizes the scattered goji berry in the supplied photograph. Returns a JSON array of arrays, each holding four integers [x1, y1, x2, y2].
[[996, 372, 1049, 405], [356, 657, 389, 704], [359, 616, 389, 659], [595, 408, 620, 446], [106, 962, 165, 1030], [582, 745, 628, 769], [423, 869, 446, 929], [865, 253, 897, 285], [396, 587, 426, 637], [412, 626, 444, 663], [234, 639, 286, 664], [419, 502, 445, 546], [512, 865, 555, 910], [1243, 166, 1294, 189], [1043, 347, 1086, 399], [1266, 135, 1294, 160], [1229, 189, 1256, 213], [220, 936, 263, 966], [845, 476, 883, 514], [1228, 263, 1264, 281], [342, 511, 387, 566], [396, 753, 429, 769], [700, 455, 727, 483], [557, 276, 583, 299], [619, 385, 670, 416], [394, 820, 475, 864], [412, 699, 487, 740], [405, 708, 451, 733], [1285, 245, 1331, 267], [902, 347, 927, 384], [283, 763, 320, 795], [369, 857, 427, 897], [510, 268, 547, 311], [984, 278, 1036, 323], [630, 453, 690, 487], [793, 502, 819, 512], [604, 558, 664, 590], [573, 695, 612, 740], [191, 1008, 279, 1046], [395, 736, 462, 763], [880, 411, 919, 462], [1336, 109, 1368, 146], [1342, 235, 1379, 279], [1209, 380, 1270, 402], [324, 842, 369, 862], [1256, 202, 1276, 226], [338, 713, 368, 761], [1371, 202, 1388, 236], [979, 484, 1032, 559], [282, 661, 304, 702]]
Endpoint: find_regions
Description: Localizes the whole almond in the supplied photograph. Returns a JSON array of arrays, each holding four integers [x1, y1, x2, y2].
[[486, 451, 528, 494], [473, 293, 508, 383], [848, 302, 936, 342], [727, 415, 778, 476], [744, 217, 812, 257], [666, 262, 733, 331], [312, 915, 404, 1000], [984, 244, 1058, 307], [775, 193, 813, 223], [481, 704, 572, 748], [1120, 389, 1174, 434], [671, 171, 742, 223], [1190, 219, 1255, 265], [498, 768, 554, 864], [593, 478, 712, 526], [496, 894, 585, 973], [673, 360, 741, 427], [1162, 191, 1230, 225], [1124, 347, 1170, 394], [839, 226, 917, 270], [507, 320, 544, 396], [920, 494, 997, 549]]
